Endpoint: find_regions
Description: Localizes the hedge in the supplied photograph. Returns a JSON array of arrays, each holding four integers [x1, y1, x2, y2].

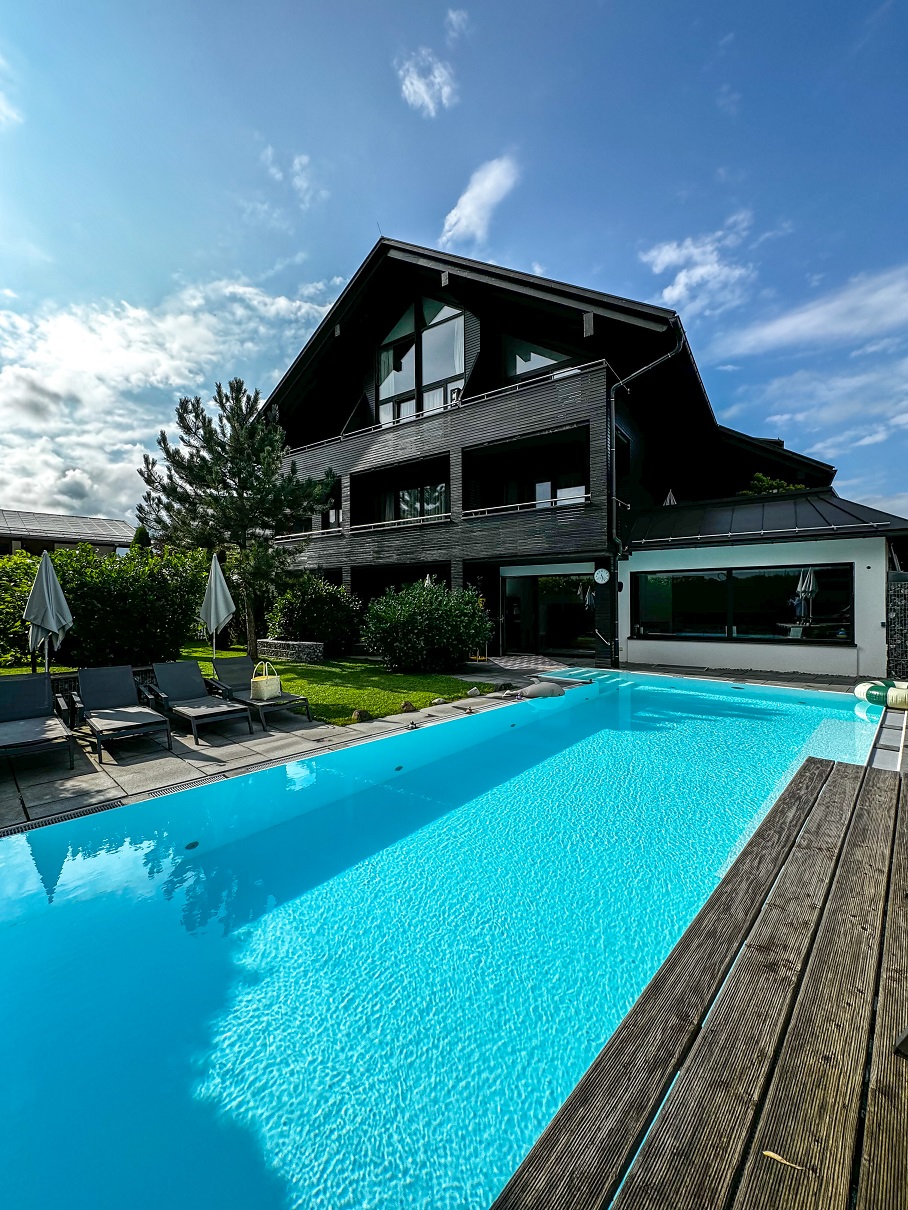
[[0, 545, 208, 668], [267, 574, 361, 656]]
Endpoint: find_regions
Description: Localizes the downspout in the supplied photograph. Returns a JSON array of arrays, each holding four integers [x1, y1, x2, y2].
[[605, 315, 687, 665]]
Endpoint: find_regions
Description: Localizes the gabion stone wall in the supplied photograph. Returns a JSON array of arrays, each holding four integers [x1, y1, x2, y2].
[[888, 580, 908, 678], [256, 639, 324, 664]]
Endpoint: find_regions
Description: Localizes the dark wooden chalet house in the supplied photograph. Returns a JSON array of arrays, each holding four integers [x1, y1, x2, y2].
[[267, 239, 908, 679]]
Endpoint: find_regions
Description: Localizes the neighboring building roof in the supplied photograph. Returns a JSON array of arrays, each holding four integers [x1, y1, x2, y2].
[[0, 509, 135, 545], [629, 489, 908, 550]]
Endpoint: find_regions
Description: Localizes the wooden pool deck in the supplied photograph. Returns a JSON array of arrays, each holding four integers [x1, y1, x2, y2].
[[493, 757, 907, 1210]]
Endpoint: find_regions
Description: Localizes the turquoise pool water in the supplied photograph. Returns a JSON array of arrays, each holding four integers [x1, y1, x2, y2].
[[0, 674, 879, 1209]]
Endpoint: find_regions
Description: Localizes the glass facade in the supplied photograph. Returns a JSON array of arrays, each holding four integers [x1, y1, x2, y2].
[[632, 563, 854, 643], [504, 336, 570, 378], [377, 299, 464, 426]]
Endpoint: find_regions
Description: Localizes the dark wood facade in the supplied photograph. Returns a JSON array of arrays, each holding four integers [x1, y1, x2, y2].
[[269, 240, 836, 661]]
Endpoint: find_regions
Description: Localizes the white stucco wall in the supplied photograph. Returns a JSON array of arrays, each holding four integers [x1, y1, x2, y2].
[[618, 536, 888, 678]]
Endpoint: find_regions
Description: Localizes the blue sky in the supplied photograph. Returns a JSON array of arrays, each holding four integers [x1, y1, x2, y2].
[[1, 1, 906, 521]]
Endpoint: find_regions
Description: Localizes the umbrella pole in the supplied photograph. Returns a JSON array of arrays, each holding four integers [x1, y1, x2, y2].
[[45, 637, 51, 676]]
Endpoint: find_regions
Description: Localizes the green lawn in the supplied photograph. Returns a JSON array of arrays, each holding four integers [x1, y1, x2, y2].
[[182, 643, 494, 724], [0, 645, 494, 724]]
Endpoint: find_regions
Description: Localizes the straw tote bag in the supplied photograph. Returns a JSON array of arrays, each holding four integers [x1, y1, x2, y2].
[[250, 661, 282, 701]]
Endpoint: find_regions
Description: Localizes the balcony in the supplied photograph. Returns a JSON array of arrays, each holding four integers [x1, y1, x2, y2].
[[463, 492, 591, 520]]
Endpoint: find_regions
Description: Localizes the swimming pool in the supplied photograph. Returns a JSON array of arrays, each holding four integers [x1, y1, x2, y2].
[[0, 674, 880, 1209]]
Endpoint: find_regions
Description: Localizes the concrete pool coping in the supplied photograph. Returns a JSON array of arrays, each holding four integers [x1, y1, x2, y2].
[[0, 663, 898, 836]]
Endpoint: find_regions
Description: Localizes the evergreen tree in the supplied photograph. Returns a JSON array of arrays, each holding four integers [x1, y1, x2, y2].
[[738, 471, 807, 496], [137, 378, 334, 657]]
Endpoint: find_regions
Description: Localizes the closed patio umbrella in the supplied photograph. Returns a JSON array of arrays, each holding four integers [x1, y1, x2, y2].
[[199, 555, 236, 658], [23, 551, 73, 673], [796, 568, 819, 622]]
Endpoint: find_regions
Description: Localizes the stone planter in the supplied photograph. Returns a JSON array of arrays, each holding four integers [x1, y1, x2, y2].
[[256, 639, 324, 664]]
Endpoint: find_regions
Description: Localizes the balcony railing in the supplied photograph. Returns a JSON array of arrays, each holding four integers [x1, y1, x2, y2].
[[462, 494, 591, 519], [349, 512, 452, 534], [285, 358, 606, 458]]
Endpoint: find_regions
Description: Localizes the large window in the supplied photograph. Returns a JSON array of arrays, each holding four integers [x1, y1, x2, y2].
[[504, 336, 571, 378], [632, 563, 854, 644], [378, 299, 464, 426], [378, 483, 449, 523]]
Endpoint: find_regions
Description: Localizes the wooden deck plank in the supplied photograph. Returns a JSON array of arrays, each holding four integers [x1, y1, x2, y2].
[[729, 765, 900, 1210], [491, 756, 833, 1210], [609, 762, 864, 1210], [855, 772, 908, 1210]]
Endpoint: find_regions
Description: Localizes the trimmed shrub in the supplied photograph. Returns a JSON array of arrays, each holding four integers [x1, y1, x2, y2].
[[266, 574, 361, 656], [52, 545, 208, 667], [0, 550, 40, 665], [362, 581, 492, 672]]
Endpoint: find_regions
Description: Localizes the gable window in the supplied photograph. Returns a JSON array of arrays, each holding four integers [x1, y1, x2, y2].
[[378, 299, 464, 426], [504, 336, 571, 379]]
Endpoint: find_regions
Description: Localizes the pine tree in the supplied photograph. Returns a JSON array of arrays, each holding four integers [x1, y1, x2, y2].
[[137, 378, 334, 657]]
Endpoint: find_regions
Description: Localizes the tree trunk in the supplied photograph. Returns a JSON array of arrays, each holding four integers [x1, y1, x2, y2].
[[245, 594, 258, 661]]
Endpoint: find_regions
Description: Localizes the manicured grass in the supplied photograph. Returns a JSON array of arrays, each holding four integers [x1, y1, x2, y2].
[[1, 644, 495, 723], [180, 643, 495, 725]]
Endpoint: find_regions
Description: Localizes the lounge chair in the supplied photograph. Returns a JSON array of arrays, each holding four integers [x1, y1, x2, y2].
[[74, 666, 172, 764], [0, 673, 77, 770], [210, 656, 312, 731], [150, 661, 253, 744]]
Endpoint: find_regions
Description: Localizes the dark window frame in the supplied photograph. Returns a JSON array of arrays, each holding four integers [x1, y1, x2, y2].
[[630, 561, 856, 646], [501, 333, 581, 383], [377, 302, 464, 426]]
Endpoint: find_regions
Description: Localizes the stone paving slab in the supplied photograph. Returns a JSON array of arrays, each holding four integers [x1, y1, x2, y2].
[[105, 755, 209, 795], [10, 748, 96, 787], [0, 793, 26, 827], [23, 773, 122, 816]]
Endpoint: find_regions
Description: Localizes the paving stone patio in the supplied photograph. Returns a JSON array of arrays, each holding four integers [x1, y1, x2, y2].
[[0, 658, 889, 835]]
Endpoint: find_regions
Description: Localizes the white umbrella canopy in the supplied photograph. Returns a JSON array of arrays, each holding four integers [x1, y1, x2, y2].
[[23, 551, 73, 673], [795, 568, 819, 621], [199, 555, 236, 658]]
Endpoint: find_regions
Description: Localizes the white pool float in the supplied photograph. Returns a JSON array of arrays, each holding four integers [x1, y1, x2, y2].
[[854, 679, 908, 709]]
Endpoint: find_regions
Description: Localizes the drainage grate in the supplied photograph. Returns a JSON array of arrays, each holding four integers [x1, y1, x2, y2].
[[129, 774, 225, 801], [0, 797, 125, 840]]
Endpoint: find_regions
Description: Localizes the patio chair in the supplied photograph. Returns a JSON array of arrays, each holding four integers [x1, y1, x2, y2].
[[74, 666, 172, 764], [0, 673, 77, 770], [150, 661, 253, 744], [210, 656, 312, 731]]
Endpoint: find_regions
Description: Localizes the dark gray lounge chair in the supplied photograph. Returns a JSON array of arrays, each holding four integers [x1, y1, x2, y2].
[[211, 656, 312, 730], [0, 673, 76, 770], [150, 662, 253, 744], [74, 666, 172, 764]]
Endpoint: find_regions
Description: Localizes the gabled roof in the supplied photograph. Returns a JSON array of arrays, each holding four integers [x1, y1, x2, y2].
[[630, 489, 908, 550], [265, 237, 678, 415], [0, 509, 134, 545]]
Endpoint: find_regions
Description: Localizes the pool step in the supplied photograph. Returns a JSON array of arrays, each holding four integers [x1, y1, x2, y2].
[[865, 706, 908, 772]]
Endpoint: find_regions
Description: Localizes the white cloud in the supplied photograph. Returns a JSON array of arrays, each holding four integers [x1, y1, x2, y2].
[[531, 261, 546, 276], [396, 48, 458, 117], [716, 83, 741, 116], [640, 210, 756, 318], [714, 264, 908, 357], [439, 154, 519, 248], [260, 145, 283, 182], [445, 9, 470, 45], [237, 197, 292, 233], [0, 91, 21, 127], [289, 153, 328, 210], [0, 52, 22, 128], [729, 357, 908, 462], [0, 280, 332, 517]]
